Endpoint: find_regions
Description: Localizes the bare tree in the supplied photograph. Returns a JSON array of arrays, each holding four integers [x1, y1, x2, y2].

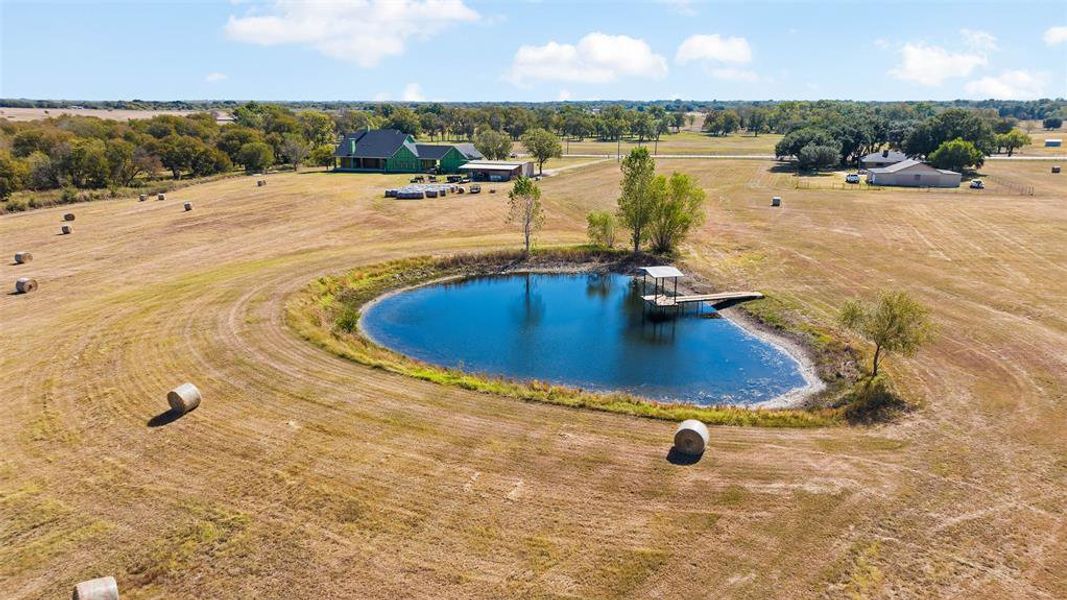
[[507, 176, 544, 254]]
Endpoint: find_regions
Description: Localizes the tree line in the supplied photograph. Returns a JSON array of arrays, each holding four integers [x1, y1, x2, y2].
[[769, 105, 1039, 173]]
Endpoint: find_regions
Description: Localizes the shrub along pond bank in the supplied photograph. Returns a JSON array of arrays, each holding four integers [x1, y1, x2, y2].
[[287, 247, 878, 427]]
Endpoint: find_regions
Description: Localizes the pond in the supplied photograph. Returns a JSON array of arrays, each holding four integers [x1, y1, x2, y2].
[[360, 273, 809, 406]]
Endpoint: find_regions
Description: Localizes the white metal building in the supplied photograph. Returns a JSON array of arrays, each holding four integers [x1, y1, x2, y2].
[[865, 159, 961, 188], [457, 160, 535, 182]]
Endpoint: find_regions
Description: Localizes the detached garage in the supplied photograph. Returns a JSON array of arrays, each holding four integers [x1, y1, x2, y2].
[[866, 159, 961, 188], [457, 161, 535, 182]]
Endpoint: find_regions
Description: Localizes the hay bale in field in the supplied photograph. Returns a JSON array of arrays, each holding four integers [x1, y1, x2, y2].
[[771, 196, 781, 207], [183, 202, 193, 211], [167, 383, 202, 414], [72, 576, 119, 600], [15, 277, 38, 294], [1053, 166, 1061, 174], [157, 193, 166, 201], [61, 225, 72, 235], [673, 419, 709, 456], [257, 180, 266, 187], [426, 189, 438, 198], [14, 252, 33, 264], [63, 213, 76, 222], [139, 194, 147, 202]]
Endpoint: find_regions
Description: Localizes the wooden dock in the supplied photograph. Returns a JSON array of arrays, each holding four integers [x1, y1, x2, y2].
[[641, 291, 764, 308]]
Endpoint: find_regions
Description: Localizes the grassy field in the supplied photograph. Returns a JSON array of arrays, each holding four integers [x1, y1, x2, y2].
[[515, 130, 782, 157], [1, 158, 1065, 598], [0, 106, 228, 122]]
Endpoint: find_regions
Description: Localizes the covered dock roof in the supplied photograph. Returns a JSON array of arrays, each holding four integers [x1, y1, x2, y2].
[[639, 266, 685, 279]]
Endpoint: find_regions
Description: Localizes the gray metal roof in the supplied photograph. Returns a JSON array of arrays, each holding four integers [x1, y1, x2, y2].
[[867, 158, 925, 174], [454, 143, 484, 160], [414, 144, 456, 160], [335, 129, 413, 159], [457, 160, 530, 171], [861, 150, 907, 163], [640, 266, 685, 279], [867, 159, 960, 176]]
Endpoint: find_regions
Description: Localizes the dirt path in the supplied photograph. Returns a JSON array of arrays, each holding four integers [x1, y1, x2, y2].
[[1, 164, 1064, 598]]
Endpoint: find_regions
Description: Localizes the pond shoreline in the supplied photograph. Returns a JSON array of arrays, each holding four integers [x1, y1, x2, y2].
[[358, 264, 825, 410]]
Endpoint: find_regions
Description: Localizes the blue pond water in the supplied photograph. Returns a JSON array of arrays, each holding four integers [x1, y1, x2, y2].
[[361, 273, 808, 406]]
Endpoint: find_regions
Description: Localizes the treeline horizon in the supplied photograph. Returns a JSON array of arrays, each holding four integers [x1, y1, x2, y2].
[[3, 98, 1066, 120]]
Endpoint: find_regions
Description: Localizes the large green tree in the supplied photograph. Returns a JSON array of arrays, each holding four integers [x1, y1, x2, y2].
[[616, 147, 658, 253], [237, 141, 275, 174], [647, 172, 706, 253], [995, 129, 1031, 156], [474, 129, 513, 161], [928, 138, 985, 172], [520, 128, 562, 175]]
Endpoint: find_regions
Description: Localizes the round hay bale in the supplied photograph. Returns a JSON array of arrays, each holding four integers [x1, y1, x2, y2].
[[157, 193, 165, 201], [14, 251, 33, 264], [1053, 166, 1061, 174], [61, 225, 72, 235], [257, 180, 266, 187], [167, 382, 201, 414], [183, 202, 193, 211], [15, 277, 38, 294], [673, 419, 709, 456], [72, 576, 119, 600], [139, 194, 147, 202], [63, 213, 76, 222], [771, 196, 782, 207]]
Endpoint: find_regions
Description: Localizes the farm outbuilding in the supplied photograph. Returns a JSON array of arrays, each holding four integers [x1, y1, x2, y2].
[[333, 129, 484, 174], [866, 159, 961, 188], [457, 160, 535, 182], [860, 149, 907, 170]]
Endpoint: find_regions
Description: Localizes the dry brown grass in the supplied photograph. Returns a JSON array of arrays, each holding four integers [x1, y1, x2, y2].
[[0, 107, 223, 123], [1, 159, 1065, 599]]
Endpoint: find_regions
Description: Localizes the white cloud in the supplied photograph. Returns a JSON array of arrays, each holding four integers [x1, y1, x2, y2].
[[889, 42, 987, 86], [1044, 26, 1067, 46], [557, 89, 572, 101], [676, 34, 752, 64], [505, 32, 668, 85], [401, 82, 425, 102], [965, 70, 1049, 100], [710, 68, 759, 82], [373, 91, 390, 101], [204, 72, 228, 83], [960, 28, 998, 52], [225, 0, 479, 67]]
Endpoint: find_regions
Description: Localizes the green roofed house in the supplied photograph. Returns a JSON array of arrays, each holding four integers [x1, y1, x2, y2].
[[333, 129, 484, 174]]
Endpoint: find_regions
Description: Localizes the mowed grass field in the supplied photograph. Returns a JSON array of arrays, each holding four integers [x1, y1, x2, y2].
[[1, 158, 1065, 599]]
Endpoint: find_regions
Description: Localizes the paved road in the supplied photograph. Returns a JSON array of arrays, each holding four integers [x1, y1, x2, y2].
[[554, 153, 1067, 161]]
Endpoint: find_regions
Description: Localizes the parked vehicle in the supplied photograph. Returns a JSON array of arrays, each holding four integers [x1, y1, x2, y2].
[[845, 173, 860, 184], [970, 179, 984, 189]]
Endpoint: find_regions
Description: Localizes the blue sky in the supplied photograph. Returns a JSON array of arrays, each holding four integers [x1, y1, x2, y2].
[[2, 0, 1065, 101]]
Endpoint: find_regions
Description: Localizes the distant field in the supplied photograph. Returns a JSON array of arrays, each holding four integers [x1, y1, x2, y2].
[[1, 157, 1064, 598], [0, 106, 230, 122], [515, 130, 781, 157]]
